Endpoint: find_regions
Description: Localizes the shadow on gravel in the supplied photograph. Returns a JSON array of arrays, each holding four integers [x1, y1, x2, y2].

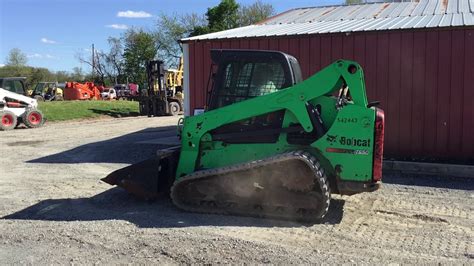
[[89, 108, 140, 118], [2, 188, 345, 228], [383, 173, 474, 191], [27, 126, 178, 164]]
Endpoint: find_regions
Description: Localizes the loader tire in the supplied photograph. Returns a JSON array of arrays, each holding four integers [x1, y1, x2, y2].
[[22, 109, 45, 128], [0, 111, 18, 131], [168, 101, 180, 116]]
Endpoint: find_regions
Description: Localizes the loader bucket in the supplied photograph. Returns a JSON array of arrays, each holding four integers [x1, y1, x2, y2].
[[101, 146, 180, 200]]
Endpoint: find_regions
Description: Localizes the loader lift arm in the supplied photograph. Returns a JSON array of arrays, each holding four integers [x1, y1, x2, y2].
[[177, 60, 368, 179]]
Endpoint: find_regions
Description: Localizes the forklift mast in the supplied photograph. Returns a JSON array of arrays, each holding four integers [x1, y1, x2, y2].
[[146, 60, 166, 98]]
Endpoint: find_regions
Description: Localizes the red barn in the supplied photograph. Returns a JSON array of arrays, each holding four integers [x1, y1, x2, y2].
[[181, 0, 474, 162]]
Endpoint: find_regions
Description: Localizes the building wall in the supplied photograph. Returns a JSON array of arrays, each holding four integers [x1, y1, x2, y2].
[[185, 28, 474, 161]]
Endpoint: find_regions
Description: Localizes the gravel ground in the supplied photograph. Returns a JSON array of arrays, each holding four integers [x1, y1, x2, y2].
[[0, 117, 472, 264]]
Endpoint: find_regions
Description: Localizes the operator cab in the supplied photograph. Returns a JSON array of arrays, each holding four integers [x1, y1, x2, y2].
[[0, 77, 28, 95], [207, 49, 302, 110], [207, 50, 304, 144]]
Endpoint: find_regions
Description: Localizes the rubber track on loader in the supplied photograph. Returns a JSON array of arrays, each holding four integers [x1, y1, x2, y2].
[[170, 151, 331, 222]]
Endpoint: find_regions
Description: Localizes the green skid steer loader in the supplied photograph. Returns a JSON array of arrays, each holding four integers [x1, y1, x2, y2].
[[102, 50, 385, 222]]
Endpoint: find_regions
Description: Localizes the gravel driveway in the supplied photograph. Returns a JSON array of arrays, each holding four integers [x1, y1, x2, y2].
[[0, 117, 472, 264]]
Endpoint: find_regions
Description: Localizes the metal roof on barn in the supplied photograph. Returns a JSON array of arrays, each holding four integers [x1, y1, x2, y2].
[[182, 0, 474, 41]]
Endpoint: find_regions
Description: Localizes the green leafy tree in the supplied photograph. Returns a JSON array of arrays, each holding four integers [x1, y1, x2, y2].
[[0, 65, 31, 85], [0, 65, 63, 90], [207, 0, 239, 31], [55, 71, 71, 82], [0, 65, 24, 77], [191, 0, 240, 36], [153, 1, 274, 67], [5, 48, 27, 67], [30, 67, 55, 85], [105, 37, 125, 83], [238, 0, 275, 26], [1, 50, 92, 87], [68, 67, 85, 82], [54, 68, 92, 83], [155, 13, 206, 67], [123, 29, 157, 85]]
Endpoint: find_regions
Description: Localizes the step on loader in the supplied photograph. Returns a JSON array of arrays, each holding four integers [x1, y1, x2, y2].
[[103, 50, 385, 222]]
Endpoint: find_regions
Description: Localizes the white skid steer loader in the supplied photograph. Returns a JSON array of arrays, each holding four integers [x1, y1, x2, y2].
[[0, 88, 45, 131]]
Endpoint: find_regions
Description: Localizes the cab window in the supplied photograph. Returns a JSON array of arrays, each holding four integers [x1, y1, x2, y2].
[[12, 81, 25, 94], [213, 61, 287, 108], [2, 80, 24, 94]]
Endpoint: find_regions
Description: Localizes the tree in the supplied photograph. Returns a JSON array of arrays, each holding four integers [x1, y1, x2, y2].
[[152, 1, 275, 67], [76, 30, 154, 85], [77, 49, 105, 84], [105, 37, 125, 83], [2, 49, 93, 86], [5, 48, 27, 67], [191, 0, 240, 36], [207, 0, 239, 32], [238, 0, 275, 26], [155, 13, 206, 67], [55, 71, 71, 82], [190, 0, 275, 36], [77, 37, 125, 85], [0, 64, 68, 90], [30, 67, 54, 85], [123, 29, 157, 85], [70, 67, 85, 82], [0, 65, 32, 86]]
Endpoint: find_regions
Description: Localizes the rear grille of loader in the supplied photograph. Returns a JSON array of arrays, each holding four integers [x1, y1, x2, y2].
[[373, 108, 385, 181]]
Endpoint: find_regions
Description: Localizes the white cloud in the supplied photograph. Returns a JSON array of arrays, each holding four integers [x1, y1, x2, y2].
[[0, 64, 5, 67], [41, 37, 56, 44], [28, 53, 43, 58], [117, 10, 152, 18], [27, 53, 58, 59], [106, 24, 129, 30]]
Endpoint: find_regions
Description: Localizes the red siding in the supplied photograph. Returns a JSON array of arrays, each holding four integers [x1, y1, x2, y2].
[[386, 32, 402, 154], [462, 29, 474, 158], [436, 31, 451, 156], [411, 32, 426, 156], [449, 30, 464, 156], [309, 36, 321, 75], [423, 31, 439, 157], [185, 28, 474, 161], [300, 37, 310, 78], [364, 33, 377, 101], [399, 31, 413, 156]]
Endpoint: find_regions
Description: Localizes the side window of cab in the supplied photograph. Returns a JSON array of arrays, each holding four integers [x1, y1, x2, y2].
[[3, 80, 15, 92], [13, 80, 25, 94]]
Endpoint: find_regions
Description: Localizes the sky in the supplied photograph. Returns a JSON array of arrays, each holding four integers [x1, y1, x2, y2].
[[0, 0, 343, 72]]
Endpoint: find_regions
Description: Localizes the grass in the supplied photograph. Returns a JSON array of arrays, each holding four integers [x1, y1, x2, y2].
[[38, 100, 140, 122]]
